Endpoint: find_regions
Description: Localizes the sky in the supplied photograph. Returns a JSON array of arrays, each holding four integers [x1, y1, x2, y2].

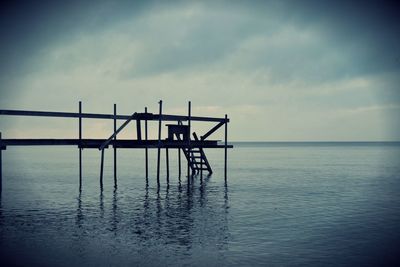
[[0, 0, 399, 141]]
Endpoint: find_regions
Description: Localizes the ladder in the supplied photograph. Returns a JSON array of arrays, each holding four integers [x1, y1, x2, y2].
[[175, 131, 213, 175]]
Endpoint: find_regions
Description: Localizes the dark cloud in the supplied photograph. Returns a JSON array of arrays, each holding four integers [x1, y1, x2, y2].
[[287, 0, 400, 75], [0, 0, 152, 86], [0, 0, 399, 140]]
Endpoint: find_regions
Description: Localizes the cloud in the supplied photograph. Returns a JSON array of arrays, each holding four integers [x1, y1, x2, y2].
[[0, 1, 399, 141]]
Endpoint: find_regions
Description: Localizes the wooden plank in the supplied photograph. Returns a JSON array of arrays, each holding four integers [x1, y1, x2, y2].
[[201, 121, 225, 140], [0, 139, 232, 149], [0, 109, 228, 122], [99, 112, 137, 150]]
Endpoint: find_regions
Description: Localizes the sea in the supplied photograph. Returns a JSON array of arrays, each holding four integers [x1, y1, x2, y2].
[[0, 142, 399, 266]]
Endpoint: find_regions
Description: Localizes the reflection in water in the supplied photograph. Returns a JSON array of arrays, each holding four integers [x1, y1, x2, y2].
[[72, 175, 230, 262], [76, 190, 83, 228], [99, 191, 104, 218], [111, 188, 118, 234], [71, 175, 230, 264]]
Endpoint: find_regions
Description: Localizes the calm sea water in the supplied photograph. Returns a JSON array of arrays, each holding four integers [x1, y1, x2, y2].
[[1, 142, 400, 266]]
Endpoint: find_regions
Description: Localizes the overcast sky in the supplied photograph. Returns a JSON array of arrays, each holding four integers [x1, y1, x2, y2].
[[0, 0, 399, 141]]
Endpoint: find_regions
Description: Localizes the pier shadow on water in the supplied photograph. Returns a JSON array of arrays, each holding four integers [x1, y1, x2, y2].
[[0, 175, 230, 266]]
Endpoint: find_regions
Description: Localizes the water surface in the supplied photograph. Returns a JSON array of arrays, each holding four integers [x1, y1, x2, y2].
[[1, 142, 399, 266]]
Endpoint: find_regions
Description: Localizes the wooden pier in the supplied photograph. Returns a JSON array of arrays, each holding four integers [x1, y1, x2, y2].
[[0, 101, 232, 192]]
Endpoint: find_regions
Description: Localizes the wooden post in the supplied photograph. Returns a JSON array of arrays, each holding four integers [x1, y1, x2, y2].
[[166, 148, 169, 183], [113, 104, 117, 188], [178, 148, 181, 177], [100, 148, 104, 190], [157, 100, 162, 187], [224, 114, 228, 181], [200, 158, 203, 180], [0, 132, 2, 194], [144, 107, 148, 180], [78, 101, 82, 190], [136, 119, 142, 141], [187, 101, 191, 178]]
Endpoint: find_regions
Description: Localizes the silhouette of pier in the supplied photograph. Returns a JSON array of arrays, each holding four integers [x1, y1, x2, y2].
[[0, 101, 232, 192]]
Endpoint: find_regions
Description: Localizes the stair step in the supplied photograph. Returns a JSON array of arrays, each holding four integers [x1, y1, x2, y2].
[[194, 167, 209, 170], [190, 161, 206, 165], [190, 156, 202, 159]]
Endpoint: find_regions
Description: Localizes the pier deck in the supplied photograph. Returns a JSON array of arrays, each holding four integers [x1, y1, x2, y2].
[[0, 139, 231, 149]]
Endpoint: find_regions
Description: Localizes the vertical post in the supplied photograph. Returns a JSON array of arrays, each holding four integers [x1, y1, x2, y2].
[[100, 149, 104, 190], [178, 148, 181, 177], [157, 100, 162, 187], [224, 114, 228, 181], [0, 132, 2, 194], [166, 148, 169, 183], [78, 101, 82, 190], [200, 158, 203, 180], [136, 119, 142, 141], [114, 104, 117, 188], [187, 101, 191, 178], [144, 107, 148, 180]]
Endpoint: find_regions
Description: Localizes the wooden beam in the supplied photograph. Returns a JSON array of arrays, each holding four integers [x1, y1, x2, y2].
[[0, 139, 232, 148], [136, 119, 142, 141], [187, 101, 191, 178], [0, 109, 227, 122], [201, 121, 225, 140], [100, 149, 104, 190], [178, 148, 181, 177], [166, 148, 169, 183], [157, 100, 162, 187], [144, 107, 148, 180], [99, 112, 137, 150], [0, 132, 2, 194], [78, 101, 82, 190], [113, 104, 117, 188], [224, 114, 228, 181]]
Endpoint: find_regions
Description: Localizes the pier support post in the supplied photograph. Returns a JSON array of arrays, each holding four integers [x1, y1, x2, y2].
[[113, 104, 117, 188], [187, 101, 191, 179], [178, 148, 181, 177], [224, 114, 228, 181], [100, 149, 105, 190], [78, 101, 82, 190], [157, 100, 163, 187], [0, 132, 2, 194], [166, 148, 169, 183], [144, 107, 148, 181]]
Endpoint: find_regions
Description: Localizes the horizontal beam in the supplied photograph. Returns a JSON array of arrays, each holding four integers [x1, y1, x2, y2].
[[0, 109, 228, 122], [0, 139, 233, 149]]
